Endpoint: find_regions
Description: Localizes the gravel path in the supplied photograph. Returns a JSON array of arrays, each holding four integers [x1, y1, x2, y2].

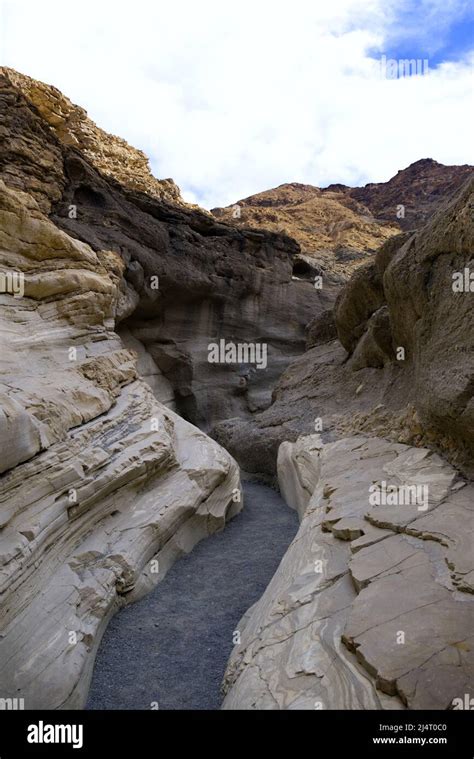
[[87, 481, 298, 710]]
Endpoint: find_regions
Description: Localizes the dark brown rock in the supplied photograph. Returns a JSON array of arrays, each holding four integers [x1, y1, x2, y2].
[[306, 309, 337, 350], [350, 158, 473, 230]]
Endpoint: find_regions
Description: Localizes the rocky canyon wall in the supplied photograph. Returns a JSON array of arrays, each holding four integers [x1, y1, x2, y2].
[[1, 68, 333, 433], [0, 71, 242, 708], [214, 175, 474, 480], [219, 167, 474, 712], [212, 160, 472, 278]]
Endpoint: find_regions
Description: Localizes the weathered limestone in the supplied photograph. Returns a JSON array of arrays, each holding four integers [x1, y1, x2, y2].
[[277, 434, 323, 518], [1, 66, 473, 715], [0, 180, 241, 709], [222, 435, 474, 710]]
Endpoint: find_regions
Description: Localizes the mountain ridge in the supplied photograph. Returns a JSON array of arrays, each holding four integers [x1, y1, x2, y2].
[[212, 158, 473, 277]]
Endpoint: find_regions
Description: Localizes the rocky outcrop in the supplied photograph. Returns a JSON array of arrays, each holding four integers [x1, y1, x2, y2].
[[0, 166, 241, 708], [212, 182, 400, 279], [3, 67, 183, 205], [333, 174, 474, 475], [0, 68, 334, 432], [213, 175, 474, 480], [212, 161, 472, 279], [222, 435, 474, 710], [348, 158, 473, 231], [220, 174, 474, 709]]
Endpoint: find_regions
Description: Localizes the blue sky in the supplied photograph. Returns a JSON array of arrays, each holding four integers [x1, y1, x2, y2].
[[370, 0, 474, 65], [1, 0, 473, 208]]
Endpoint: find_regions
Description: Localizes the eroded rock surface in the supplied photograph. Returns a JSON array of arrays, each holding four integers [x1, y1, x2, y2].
[[3, 67, 183, 205], [1, 66, 472, 715], [214, 176, 474, 479], [0, 178, 241, 709], [222, 436, 474, 710], [0, 67, 334, 431], [349, 158, 473, 231], [213, 182, 399, 280]]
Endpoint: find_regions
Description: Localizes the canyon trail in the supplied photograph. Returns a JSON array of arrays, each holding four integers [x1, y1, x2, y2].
[[87, 482, 298, 710]]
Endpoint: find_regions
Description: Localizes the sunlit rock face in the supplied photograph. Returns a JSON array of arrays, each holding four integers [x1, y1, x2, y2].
[[0, 81, 241, 708], [222, 435, 474, 710], [2, 67, 184, 205]]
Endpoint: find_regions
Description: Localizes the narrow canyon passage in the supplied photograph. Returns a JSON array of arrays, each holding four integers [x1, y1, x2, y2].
[[87, 482, 298, 710]]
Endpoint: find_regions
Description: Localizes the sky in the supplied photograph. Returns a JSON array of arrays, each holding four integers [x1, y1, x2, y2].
[[0, 0, 473, 208]]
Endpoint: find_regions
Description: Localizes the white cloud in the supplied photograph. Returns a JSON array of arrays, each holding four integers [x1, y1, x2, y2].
[[1, 0, 472, 208]]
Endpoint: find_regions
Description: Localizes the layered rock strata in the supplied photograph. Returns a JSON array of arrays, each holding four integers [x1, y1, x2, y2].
[[222, 435, 474, 710], [0, 178, 241, 709], [213, 183, 400, 279], [2, 67, 183, 204]]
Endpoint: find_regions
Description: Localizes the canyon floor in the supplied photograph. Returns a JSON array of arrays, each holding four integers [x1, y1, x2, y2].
[[86, 482, 298, 710]]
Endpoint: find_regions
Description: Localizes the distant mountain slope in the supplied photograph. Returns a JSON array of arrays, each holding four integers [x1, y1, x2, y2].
[[347, 158, 473, 229], [213, 159, 473, 278]]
